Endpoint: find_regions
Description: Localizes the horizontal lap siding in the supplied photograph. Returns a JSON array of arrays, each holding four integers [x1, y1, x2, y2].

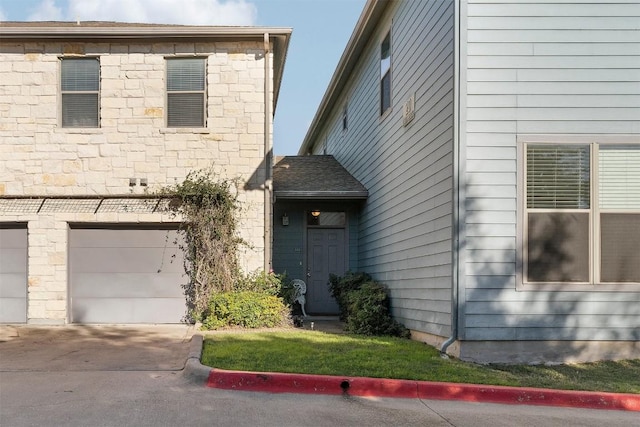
[[462, 0, 640, 340], [322, 0, 455, 336]]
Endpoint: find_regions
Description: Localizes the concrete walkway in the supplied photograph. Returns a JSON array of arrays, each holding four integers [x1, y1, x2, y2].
[[0, 324, 195, 371]]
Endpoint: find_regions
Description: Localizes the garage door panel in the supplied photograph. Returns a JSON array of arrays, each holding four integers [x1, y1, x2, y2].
[[0, 226, 27, 323], [70, 248, 184, 273], [71, 229, 181, 248], [72, 298, 187, 324], [0, 275, 27, 297], [0, 298, 27, 323], [0, 228, 27, 248], [0, 248, 28, 273], [72, 273, 185, 298]]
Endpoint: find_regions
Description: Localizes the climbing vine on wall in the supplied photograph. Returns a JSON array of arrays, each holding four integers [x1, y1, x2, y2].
[[158, 168, 246, 322]]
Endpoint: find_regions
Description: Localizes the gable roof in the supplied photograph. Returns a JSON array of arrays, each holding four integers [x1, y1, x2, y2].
[[0, 21, 292, 109], [273, 156, 368, 200]]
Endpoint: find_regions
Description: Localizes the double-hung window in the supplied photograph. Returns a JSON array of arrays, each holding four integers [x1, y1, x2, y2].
[[61, 58, 100, 128], [380, 31, 391, 115], [166, 58, 206, 127], [524, 143, 640, 285]]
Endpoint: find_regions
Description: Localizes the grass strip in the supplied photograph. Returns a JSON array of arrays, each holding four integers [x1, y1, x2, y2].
[[201, 331, 640, 394]]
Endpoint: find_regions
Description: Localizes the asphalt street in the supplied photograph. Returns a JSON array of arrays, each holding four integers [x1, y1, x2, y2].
[[0, 325, 638, 426]]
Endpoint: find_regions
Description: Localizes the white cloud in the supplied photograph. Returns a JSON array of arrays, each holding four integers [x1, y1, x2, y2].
[[0, 7, 6, 21], [67, 0, 257, 25], [27, 0, 64, 21]]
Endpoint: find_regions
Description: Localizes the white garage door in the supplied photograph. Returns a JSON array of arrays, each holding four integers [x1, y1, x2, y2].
[[0, 225, 27, 323], [69, 226, 186, 324]]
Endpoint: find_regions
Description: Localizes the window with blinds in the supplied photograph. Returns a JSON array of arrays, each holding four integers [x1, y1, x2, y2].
[[526, 145, 591, 283], [166, 58, 206, 127], [61, 58, 100, 128], [524, 143, 640, 285], [526, 145, 590, 209]]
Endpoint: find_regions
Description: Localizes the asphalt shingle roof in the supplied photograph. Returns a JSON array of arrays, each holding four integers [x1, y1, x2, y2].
[[273, 156, 368, 200]]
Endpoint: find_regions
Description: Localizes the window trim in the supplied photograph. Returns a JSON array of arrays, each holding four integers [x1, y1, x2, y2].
[[165, 56, 207, 128], [59, 56, 100, 128], [517, 135, 640, 292]]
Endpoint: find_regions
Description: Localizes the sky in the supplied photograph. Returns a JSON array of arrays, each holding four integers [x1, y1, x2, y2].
[[0, 0, 367, 155]]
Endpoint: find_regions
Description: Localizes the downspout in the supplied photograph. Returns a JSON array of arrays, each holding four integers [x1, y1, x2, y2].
[[441, 0, 461, 356], [263, 33, 272, 272]]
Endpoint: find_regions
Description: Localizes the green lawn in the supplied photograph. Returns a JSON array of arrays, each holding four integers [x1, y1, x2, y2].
[[201, 331, 640, 394]]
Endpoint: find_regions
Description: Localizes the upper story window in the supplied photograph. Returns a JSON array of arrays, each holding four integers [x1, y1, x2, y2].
[[61, 58, 100, 128], [342, 104, 348, 131], [524, 143, 640, 285], [166, 58, 206, 127], [380, 31, 391, 115]]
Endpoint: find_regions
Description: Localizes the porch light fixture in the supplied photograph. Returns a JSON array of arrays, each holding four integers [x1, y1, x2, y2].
[[311, 210, 320, 217]]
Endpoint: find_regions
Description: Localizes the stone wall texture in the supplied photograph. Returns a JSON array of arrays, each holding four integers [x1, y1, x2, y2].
[[0, 40, 272, 323]]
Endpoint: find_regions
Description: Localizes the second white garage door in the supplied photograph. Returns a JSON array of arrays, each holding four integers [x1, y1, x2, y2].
[[69, 226, 186, 324]]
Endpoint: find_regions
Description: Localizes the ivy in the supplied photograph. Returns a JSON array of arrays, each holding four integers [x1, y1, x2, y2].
[[158, 168, 246, 322]]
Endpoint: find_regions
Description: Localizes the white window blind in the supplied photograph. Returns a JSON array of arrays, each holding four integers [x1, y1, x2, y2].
[[167, 58, 205, 127], [61, 58, 99, 128], [599, 145, 640, 209], [526, 145, 590, 209]]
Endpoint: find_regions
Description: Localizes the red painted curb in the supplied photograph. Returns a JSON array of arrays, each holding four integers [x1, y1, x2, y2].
[[206, 368, 640, 412], [417, 382, 640, 412], [207, 369, 420, 398]]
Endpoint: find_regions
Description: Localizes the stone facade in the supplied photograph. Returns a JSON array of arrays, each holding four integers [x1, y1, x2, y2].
[[0, 28, 284, 323]]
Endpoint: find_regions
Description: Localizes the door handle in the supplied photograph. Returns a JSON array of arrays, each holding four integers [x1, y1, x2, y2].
[[306, 270, 311, 278]]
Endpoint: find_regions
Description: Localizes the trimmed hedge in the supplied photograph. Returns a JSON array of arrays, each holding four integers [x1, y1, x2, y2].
[[329, 272, 410, 338], [202, 291, 290, 330]]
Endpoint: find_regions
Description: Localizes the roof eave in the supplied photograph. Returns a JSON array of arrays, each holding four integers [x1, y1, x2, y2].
[[274, 191, 368, 200], [0, 25, 292, 39], [298, 0, 389, 155]]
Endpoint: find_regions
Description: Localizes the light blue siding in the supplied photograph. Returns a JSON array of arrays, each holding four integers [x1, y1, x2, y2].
[[309, 0, 456, 337], [461, 0, 640, 341]]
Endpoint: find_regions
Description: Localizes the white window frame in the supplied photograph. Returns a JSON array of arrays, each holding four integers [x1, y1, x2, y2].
[[518, 136, 640, 291], [60, 57, 100, 128], [165, 57, 207, 128]]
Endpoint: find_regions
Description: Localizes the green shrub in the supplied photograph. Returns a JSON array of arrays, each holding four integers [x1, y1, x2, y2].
[[277, 277, 296, 307], [345, 282, 410, 338], [328, 271, 372, 320], [236, 271, 284, 296], [201, 291, 290, 330], [330, 272, 410, 338]]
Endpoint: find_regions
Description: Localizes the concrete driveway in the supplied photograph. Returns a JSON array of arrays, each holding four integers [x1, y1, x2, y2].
[[0, 324, 196, 372]]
